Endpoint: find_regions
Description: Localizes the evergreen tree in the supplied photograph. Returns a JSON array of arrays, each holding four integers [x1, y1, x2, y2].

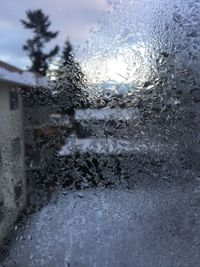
[[21, 9, 59, 75], [54, 39, 89, 115], [62, 39, 73, 65]]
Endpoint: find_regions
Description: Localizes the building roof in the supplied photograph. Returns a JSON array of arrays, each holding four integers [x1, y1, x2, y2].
[[0, 60, 50, 88], [0, 61, 23, 74], [75, 108, 140, 121], [59, 136, 165, 156]]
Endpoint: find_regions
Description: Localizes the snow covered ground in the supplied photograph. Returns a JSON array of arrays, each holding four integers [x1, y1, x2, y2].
[[1, 181, 200, 267]]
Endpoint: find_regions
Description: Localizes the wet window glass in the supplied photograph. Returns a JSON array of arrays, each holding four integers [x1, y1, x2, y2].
[[1, 0, 200, 266]]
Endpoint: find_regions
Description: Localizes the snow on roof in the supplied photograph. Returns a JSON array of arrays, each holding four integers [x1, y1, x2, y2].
[[59, 136, 161, 156], [47, 114, 71, 127], [75, 108, 139, 121], [0, 61, 50, 88]]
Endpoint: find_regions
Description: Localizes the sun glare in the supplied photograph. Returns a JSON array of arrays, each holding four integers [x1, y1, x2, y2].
[[84, 55, 129, 84], [105, 57, 128, 83], [83, 44, 152, 87]]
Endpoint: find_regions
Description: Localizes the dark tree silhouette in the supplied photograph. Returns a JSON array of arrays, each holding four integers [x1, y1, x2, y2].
[[62, 39, 73, 65], [21, 9, 59, 75], [54, 39, 89, 115]]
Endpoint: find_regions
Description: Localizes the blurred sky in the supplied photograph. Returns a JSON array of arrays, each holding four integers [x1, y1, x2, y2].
[[0, 0, 108, 69], [0, 0, 178, 84]]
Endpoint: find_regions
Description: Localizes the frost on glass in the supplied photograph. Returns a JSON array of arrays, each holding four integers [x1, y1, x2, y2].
[[20, 0, 200, 197], [1, 0, 200, 266], [47, 0, 200, 191]]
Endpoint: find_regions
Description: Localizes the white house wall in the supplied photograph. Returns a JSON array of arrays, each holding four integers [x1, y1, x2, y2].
[[0, 83, 26, 241]]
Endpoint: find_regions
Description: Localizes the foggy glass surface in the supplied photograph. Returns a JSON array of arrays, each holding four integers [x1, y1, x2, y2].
[[0, 0, 200, 266]]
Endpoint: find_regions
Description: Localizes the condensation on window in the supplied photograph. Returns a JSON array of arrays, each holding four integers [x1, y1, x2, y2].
[[1, 0, 200, 266]]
